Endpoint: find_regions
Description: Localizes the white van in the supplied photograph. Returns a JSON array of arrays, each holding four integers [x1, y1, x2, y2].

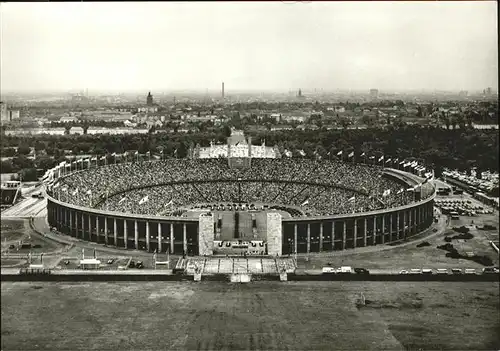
[[436, 269, 448, 275]]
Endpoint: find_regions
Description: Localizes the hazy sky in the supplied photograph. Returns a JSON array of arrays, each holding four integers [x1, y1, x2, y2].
[[0, 1, 497, 93]]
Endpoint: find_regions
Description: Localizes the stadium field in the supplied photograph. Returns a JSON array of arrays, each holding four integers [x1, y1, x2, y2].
[[1, 281, 498, 351]]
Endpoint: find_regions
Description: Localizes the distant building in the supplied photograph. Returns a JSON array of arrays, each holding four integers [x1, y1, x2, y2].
[[138, 106, 158, 113], [297, 89, 304, 98], [370, 89, 379, 99], [147, 92, 154, 106], [0, 102, 20, 124], [59, 116, 79, 123], [69, 126, 84, 135]]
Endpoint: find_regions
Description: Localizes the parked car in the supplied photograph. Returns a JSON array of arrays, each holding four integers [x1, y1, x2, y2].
[[482, 267, 499, 274], [451, 268, 463, 274], [322, 267, 336, 274], [354, 268, 370, 275], [436, 269, 449, 275], [409, 269, 423, 275], [399, 270, 409, 275], [107, 259, 114, 264], [422, 269, 433, 275], [464, 268, 476, 275], [338, 266, 353, 274]]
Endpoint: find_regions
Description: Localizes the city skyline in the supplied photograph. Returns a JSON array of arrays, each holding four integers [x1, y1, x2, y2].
[[0, 2, 498, 93]]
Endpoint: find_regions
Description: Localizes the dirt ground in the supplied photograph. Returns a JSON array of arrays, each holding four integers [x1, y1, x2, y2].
[[1, 281, 498, 351]]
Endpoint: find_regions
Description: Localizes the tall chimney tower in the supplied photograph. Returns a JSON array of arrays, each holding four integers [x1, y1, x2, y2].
[[222, 82, 225, 99]]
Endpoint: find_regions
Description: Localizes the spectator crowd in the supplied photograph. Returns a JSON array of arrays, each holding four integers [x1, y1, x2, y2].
[[49, 158, 429, 216]]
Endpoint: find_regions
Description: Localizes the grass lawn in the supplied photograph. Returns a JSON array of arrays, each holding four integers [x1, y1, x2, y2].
[[1, 281, 498, 351], [0, 219, 27, 243]]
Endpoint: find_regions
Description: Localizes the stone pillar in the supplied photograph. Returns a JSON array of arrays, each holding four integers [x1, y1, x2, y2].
[[198, 214, 214, 256], [170, 222, 174, 254], [182, 223, 187, 255], [363, 217, 367, 247], [75, 212, 79, 238], [396, 212, 400, 240], [412, 209, 416, 234], [342, 221, 346, 250], [104, 217, 108, 245], [389, 213, 393, 241], [124, 220, 128, 249], [113, 218, 118, 246], [353, 219, 358, 248], [319, 223, 323, 252], [294, 223, 298, 254], [372, 216, 377, 245], [81, 212, 84, 239], [134, 220, 139, 250], [403, 211, 408, 239], [266, 212, 282, 256], [157, 222, 162, 253], [381, 215, 385, 244], [88, 215, 92, 241], [146, 221, 150, 252], [306, 223, 311, 253], [331, 221, 335, 251], [96, 216, 100, 242]]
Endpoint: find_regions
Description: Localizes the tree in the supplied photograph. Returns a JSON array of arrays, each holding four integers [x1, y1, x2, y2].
[[2, 148, 16, 157], [12, 155, 34, 170], [0, 160, 13, 174], [17, 145, 31, 155], [20, 168, 38, 181]]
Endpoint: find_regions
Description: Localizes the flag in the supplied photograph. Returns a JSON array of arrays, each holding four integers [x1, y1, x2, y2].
[[397, 188, 404, 194], [348, 151, 354, 158], [413, 184, 420, 190], [139, 195, 149, 205], [360, 152, 365, 157], [284, 150, 292, 157], [86, 189, 92, 195], [369, 156, 375, 160], [385, 158, 391, 163], [378, 155, 384, 162], [134, 151, 139, 155], [406, 188, 414, 192], [165, 199, 173, 207], [124, 151, 129, 157], [348, 196, 355, 202], [77, 159, 83, 163], [301, 199, 309, 206], [337, 150, 342, 156], [146, 151, 151, 156], [400, 160, 405, 165], [118, 196, 127, 204], [327, 151, 331, 156], [100, 156, 106, 161], [91, 156, 97, 161], [112, 152, 116, 156], [298, 150, 306, 157]]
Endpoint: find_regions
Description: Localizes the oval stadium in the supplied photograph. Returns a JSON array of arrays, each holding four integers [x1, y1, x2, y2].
[[45, 131, 436, 257]]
